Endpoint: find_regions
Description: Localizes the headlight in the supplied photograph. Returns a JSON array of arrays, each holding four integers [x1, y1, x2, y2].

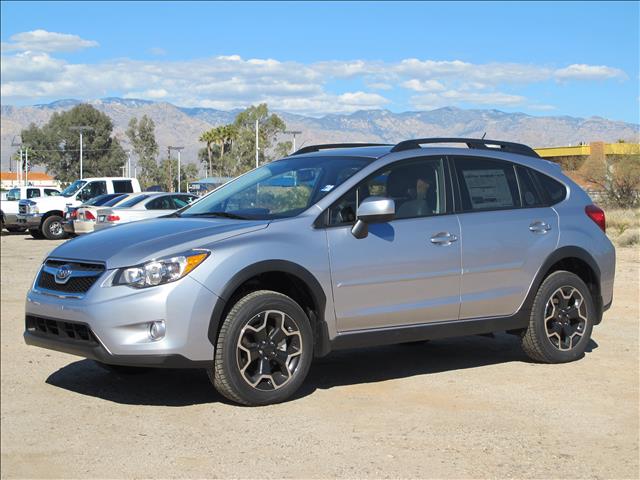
[[114, 249, 210, 288], [29, 204, 39, 214]]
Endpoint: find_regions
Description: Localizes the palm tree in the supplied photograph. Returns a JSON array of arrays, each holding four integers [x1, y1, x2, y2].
[[199, 129, 217, 177]]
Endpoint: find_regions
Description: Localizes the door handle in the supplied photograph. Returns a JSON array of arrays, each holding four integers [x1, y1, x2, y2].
[[529, 221, 551, 234], [430, 232, 458, 245]]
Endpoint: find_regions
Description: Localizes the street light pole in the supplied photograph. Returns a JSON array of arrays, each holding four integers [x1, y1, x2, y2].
[[11, 135, 22, 185], [24, 147, 28, 185], [284, 130, 302, 153], [255, 119, 259, 168], [70, 126, 94, 179], [168, 146, 184, 192]]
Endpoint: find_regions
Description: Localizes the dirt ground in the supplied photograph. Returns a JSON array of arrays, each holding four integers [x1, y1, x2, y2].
[[1, 232, 638, 479]]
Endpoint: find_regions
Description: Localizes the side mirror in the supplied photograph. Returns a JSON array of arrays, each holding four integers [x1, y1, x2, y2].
[[351, 196, 395, 239]]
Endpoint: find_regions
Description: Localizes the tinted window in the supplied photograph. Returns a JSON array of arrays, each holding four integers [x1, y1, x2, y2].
[[516, 166, 545, 208], [454, 157, 519, 211], [6, 188, 20, 201], [113, 180, 134, 193], [117, 194, 149, 208], [27, 188, 40, 198], [532, 171, 567, 205], [146, 196, 175, 210], [79, 181, 107, 201], [44, 189, 59, 196], [103, 194, 128, 207], [84, 193, 123, 206], [328, 157, 447, 226]]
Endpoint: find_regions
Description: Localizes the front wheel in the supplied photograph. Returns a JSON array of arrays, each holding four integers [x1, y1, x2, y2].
[[209, 290, 313, 406], [522, 271, 595, 363], [42, 215, 67, 240]]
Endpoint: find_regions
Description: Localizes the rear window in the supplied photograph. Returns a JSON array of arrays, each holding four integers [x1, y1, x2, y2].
[[103, 194, 128, 207], [117, 194, 149, 208], [531, 171, 567, 205]]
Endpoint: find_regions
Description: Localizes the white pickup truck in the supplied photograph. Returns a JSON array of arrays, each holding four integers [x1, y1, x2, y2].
[[1, 186, 61, 233], [17, 177, 141, 239]]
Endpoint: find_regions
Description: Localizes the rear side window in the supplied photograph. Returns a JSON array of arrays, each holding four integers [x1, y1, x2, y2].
[[454, 157, 519, 211], [113, 180, 134, 193], [27, 188, 40, 198], [172, 195, 195, 209], [516, 166, 545, 208], [146, 196, 175, 210], [531, 171, 567, 205]]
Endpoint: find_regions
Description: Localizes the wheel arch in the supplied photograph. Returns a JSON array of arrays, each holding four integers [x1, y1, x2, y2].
[[207, 260, 330, 357], [524, 246, 603, 324]]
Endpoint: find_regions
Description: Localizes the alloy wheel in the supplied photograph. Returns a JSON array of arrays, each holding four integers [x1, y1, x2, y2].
[[236, 310, 303, 391], [544, 286, 588, 351]]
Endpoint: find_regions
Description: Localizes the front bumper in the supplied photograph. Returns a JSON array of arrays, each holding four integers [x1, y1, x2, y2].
[[25, 272, 219, 367], [17, 213, 42, 229]]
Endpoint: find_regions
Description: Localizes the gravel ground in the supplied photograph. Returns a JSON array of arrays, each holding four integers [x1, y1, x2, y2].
[[1, 232, 638, 479]]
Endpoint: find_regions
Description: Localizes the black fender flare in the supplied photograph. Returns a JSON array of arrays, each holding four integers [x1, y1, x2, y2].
[[521, 245, 602, 318], [206, 260, 330, 356]]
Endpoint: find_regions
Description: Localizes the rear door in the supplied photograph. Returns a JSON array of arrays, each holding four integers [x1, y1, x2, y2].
[[325, 156, 462, 331], [452, 156, 559, 319]]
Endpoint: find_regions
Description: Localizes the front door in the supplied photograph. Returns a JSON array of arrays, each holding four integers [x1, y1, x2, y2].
[[324, 156, 462, 332]]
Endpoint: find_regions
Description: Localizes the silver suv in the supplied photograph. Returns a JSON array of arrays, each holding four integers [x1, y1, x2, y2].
[[24, 138, 616, 406]]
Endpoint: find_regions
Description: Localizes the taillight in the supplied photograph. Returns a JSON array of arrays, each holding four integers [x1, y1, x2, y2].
[[84, 211, 96, 221], [106, 214, 120, 222], [70, 210, 78, 219], [585, 205, 606, 232]]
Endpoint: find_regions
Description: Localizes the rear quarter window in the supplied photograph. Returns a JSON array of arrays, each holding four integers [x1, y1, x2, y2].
[[531, 170, 567, 205], [113, 180, 134, 193]]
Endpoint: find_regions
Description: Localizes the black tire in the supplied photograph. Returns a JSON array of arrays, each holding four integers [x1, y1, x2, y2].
[[29, 228, 45, 239], [6, 226, 27, 233], [209, 290, 313, 406], [94, 361, 151, 375], [522, 271, 595, 363], [41, 215, 67, 240]]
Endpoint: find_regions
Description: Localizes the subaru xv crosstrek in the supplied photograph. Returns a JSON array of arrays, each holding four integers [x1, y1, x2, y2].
[[24, 138, 615, 405]]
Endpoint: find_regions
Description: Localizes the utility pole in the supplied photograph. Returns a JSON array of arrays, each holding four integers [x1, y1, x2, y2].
[[255, 119, 260, 168], [168, 146, 184, 192], [11, 136, 22, 185], [70, 126, 94, 179], [24, 147, 29, 185], [284, 130, 302, 153], [126, 150, 132, 177]]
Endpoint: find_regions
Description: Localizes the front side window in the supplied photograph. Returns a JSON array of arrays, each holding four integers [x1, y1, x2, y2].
[[6, 188, 20, 201], [180, 156, 370, 220], [454, 157, 519, 211], [45, 189, 59, 197], [27, 188, 41, 198], [327, 157, 447, 226]]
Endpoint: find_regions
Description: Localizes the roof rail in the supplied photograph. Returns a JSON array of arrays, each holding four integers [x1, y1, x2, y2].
[[390, 137, 540, 158], [291, 143, 392, 156]]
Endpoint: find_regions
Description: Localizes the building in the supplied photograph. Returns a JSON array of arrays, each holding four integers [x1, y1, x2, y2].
[[0, 171, 60, 190]]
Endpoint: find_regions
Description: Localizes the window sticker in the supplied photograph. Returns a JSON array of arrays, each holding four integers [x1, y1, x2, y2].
[[320, 184, 335, 192]]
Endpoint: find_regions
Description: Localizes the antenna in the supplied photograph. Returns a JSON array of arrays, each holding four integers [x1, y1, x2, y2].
[[481, 132, 487, 140]]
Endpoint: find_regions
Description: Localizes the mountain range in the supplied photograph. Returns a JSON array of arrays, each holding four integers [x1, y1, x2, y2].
[[1, 97, 638, 172]]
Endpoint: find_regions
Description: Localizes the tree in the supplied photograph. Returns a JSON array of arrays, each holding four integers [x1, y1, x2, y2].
[[274, 140, 293, 159], [228, 104, 287, 173], [580, 153, 640, 207], [21, 104, 126, 183], [199, 129, 217, 177], [158, 158, 200, 192], [126, 115, 160, 188]]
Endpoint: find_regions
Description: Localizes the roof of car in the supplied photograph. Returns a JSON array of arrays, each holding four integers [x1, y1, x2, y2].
[[289, 145, 394, 160]]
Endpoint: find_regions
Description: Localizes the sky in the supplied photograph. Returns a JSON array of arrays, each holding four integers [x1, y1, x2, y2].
[[1, 1, 638, 122]]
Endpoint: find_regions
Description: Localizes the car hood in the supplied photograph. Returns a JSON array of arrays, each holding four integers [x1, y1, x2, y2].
[[48, 217, 270, 268]]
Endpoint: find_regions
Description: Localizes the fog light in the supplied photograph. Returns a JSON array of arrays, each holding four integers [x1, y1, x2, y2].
[[149, 321, 166, 341]]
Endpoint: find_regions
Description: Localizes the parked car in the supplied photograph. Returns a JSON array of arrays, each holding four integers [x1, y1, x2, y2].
[[93, 193, 196, 230], [24, 138, 615, 406], [17, 177, 141, 240], [1, 186, 61, 232], [62, 193, 132, 235]]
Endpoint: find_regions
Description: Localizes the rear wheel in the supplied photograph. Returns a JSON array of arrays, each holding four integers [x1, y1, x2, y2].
[[29, 228, 45, 239], [522, 271, 595, 363], [42, 215, 67, 240], [209, 290, 313, 406]]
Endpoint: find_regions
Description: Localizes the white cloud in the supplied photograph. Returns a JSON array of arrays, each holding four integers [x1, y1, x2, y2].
[[2, 29, 98, 53], [554, 64, 627, 81], [148, 47, 166, 56], [0, 33, 630, 115]]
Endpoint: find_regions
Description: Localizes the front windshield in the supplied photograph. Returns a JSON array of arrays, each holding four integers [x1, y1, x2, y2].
[[61, 180, 86, 197], [6, 188, 20, 201], [180, 156, 370, 220]]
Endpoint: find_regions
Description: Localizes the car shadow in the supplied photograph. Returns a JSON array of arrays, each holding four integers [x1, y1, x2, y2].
[[45, 334, 599, 407]]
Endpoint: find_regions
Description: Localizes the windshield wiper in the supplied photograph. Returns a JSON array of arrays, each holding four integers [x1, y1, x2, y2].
[[182, 211, 251, 220]]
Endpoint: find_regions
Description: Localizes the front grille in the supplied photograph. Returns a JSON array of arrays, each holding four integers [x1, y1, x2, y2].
[[36, 259, 105, 295], [26, 315, 98, 345]]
